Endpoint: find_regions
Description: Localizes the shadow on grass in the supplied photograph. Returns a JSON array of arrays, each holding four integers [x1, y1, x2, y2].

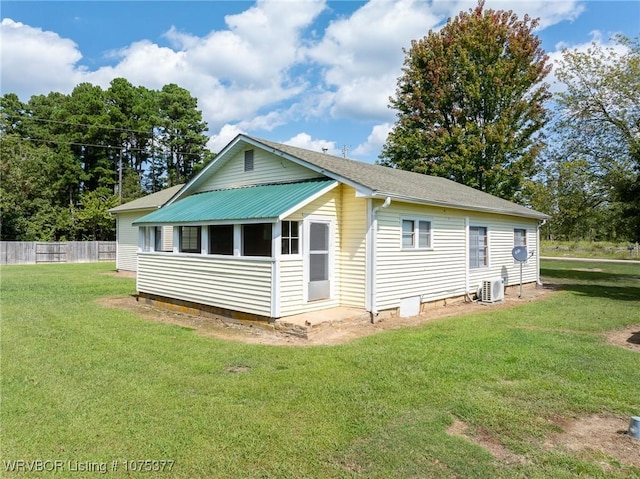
[[628, 331, 640, 345], [541, 267, 640, 302]]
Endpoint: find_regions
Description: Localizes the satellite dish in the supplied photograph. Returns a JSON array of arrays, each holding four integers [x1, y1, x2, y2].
[[512, 246, 528, 262]]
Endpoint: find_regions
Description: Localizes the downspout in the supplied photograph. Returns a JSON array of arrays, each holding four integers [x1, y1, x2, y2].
[[536, 219, 547, 286], [369, 197, 391, 320], [464, 217, 472, 302]]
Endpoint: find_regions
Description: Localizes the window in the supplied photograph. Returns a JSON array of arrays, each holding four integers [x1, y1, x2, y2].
[[209, 225, 234, 255], [180, 226, 201, 253], [242, 223, 272, 256], [244, 150, 254, 172], [281, 221, 300, 255], [154, 227, 163, 252], [402, 219, 431, 249], [141, 227, 151, 252], [514, 228, 527, 247], [469, 226, 488, 268]]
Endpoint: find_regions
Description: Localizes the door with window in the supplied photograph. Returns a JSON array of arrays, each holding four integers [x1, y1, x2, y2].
[[307, 220, 331, 301]]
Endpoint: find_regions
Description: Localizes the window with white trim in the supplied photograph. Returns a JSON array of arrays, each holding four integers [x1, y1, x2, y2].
[[209, 225, 233, 255], [469, 226, 488, 268], [514, 228, 527, 247], [281, 221, 300, 255], [242, 223, 272, 256], [180, 226, 201, 253], [401, 218, 432, 249]]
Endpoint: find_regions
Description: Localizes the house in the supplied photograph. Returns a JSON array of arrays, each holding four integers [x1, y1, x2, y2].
[[132, 134, 548, 322], [109, 184, 183, 272]]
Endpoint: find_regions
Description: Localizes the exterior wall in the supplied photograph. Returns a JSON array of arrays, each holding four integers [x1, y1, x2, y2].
[[466, 212, 539, 289], [277, 187, 341, 317], [137, 254, 273, 317], [374, 203, 540, 312], [375, 203, 467, 311], [115, 211, 143, 272], [115, 212, 174, 271], [194, 149, 322, 193], [338, 186, 367, 307]]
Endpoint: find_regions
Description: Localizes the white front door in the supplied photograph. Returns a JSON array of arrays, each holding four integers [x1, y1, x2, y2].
[[307, 220, 331, 301]]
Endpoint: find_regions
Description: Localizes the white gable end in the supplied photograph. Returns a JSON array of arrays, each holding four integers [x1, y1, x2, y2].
[[193, 148, 323, 193]]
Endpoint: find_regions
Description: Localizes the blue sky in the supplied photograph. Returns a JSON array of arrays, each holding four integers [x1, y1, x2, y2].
[[1, 1, 638, 163]]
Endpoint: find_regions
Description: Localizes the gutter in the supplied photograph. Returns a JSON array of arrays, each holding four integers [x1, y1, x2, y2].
[[368, 192, 548, 221]]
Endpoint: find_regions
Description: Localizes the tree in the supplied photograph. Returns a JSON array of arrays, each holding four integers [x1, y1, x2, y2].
[[380, 0, 551, 200], [157, 84, 209, 186], [553, 35, 640, 241], [0, 79, 211, 240]]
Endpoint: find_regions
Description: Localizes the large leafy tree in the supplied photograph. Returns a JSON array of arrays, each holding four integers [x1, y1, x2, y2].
[[0, 79, 210, 240], [380, 1, 551, 200], [157, 83, 209, 185], [553, 35, 640, 241]]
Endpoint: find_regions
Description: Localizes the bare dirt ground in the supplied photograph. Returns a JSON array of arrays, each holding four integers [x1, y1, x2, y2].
[[448, 414, 640, 472], [100, 281, 558, 346], [101, 274, 640, 470]]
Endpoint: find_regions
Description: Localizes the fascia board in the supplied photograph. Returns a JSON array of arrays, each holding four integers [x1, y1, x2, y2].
[[368, 193, 549, 220]]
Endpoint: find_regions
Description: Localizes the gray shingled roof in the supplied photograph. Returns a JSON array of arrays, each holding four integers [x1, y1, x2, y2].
[[109, 184, 184, 213], [248, 136, 548, 220]]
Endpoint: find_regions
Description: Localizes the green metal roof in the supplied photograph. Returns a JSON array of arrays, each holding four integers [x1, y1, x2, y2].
[[133, 179, 336, 225]]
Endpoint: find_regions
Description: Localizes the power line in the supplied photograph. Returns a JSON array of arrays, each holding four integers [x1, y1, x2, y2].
[[6, 135, 207, 159], [2, 113, 206, 140]]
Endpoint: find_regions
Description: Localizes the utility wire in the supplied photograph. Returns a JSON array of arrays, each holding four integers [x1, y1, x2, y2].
[[6, 135, 207, 159], [2, 113, 207, 140]]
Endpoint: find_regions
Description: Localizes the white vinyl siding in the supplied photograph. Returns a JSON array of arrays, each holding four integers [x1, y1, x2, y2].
[[115, 211, 140, 272], [374, 204, 540, 312], [467, 213, 539, 289], [277, 187, 341, 316], [376, 204, 466, 311], [137, 254, 273, 316], [194, 149, 322, 192], [338, 186, 367, 307]]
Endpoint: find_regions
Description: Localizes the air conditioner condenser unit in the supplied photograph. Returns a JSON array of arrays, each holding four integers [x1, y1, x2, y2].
[[480, 278, 504, 303]]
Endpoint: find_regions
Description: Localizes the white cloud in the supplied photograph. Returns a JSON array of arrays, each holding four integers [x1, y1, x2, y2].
[[0, 0, 615, 161], [305, 0, 441, 121], [0, 18, 84, 98], [352, 122, 392, 160], [431, 1, 584, 29], [284, 132, 337, 156], [207, 124, 246, 153]]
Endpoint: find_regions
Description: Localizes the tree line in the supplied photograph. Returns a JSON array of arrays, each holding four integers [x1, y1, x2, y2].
[[381, 2, 639, 242], [1, 2, 638, 243], [1, 79, 211, 241]]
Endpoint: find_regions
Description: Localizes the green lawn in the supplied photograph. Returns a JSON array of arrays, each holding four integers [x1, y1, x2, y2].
[[1, 261, 639, 478], [541, 240, 640, 260]]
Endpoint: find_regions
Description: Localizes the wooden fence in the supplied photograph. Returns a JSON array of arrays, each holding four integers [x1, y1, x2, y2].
[[0, 241, 116, 265]]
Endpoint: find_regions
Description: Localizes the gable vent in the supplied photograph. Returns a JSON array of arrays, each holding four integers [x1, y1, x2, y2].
[[244, 150, 254, 172]]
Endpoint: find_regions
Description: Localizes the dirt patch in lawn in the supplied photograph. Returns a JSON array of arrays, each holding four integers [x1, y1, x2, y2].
[[449, 414, 640, 472], [604, 325, 640, 353], [447, 419, 530, 466], [99, 283, 556, 346], [544, 414, 640, 471]]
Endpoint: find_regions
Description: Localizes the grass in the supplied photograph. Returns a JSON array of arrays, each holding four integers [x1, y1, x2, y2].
[[1, 261, 639, 478], [541, 240, 640, 260]]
